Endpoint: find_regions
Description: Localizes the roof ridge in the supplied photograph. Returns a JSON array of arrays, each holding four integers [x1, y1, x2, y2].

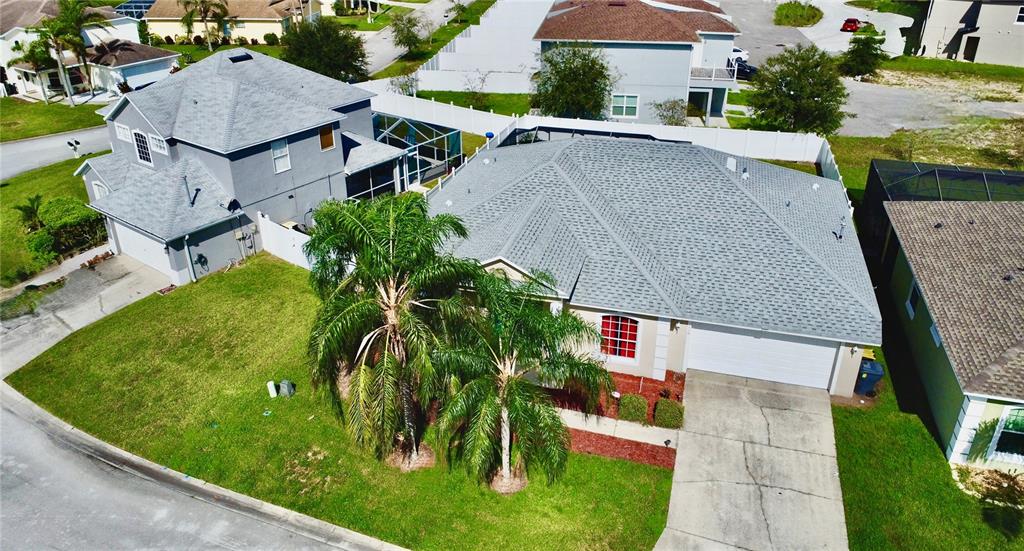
[[696, 147, 881, 322], [551, 151, 685, 318]]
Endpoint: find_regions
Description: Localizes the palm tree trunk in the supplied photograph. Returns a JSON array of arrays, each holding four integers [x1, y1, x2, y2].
[[400, 378, 419, 460], [500, 406, 511, 481], [204, 19, 213, 52], [55, 56, 76, 106], [38, 73, 50, 104]]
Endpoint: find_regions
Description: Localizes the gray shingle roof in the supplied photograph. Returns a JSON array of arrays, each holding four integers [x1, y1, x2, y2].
[[90, 156, 235, 241], [430, 138, 881, 345], [886, 201, 1024, 401], [75, 150, 154, 192], [111, 49, 374, 153], [342, 131, 406, 174]]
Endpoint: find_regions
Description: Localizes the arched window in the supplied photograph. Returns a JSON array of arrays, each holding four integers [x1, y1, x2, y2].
[[601, 315, 638, 359]]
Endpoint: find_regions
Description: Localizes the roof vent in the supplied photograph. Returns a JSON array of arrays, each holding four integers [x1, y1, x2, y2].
[[741, 167, 749, 180], [1004, 273, 1015, 282], [934, 222, 943, 229], [228, 52, 253, 63], [812, 182, 820, 191], [190, 187, 201, 207], [726, 157, 736, 172], [608, 0, 626, 6], [832, 220, 846, 241]]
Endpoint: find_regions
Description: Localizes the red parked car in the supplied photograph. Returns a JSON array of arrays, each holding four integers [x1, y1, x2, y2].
[[841, 18, 865, 32]]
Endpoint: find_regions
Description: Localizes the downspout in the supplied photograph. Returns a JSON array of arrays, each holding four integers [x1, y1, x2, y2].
[[183, 234, 198, 282]]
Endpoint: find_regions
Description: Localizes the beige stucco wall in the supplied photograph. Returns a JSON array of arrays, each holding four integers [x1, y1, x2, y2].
[[569, 305, 686, 381], [147, 19, 288, 44], [832, 344, 865, 398], [920, 0, 1024, 66]]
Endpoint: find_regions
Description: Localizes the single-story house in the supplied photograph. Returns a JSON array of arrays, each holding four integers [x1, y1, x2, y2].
[[884, 201, 1024, 471], [144, 0, 317, 44], [429, 137, 882, 396]]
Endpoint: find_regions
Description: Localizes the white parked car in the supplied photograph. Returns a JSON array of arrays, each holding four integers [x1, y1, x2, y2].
[[730, 46, 750, 62]]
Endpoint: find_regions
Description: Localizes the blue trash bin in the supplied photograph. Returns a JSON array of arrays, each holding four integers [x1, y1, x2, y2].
[[854, 360, 884, 395]]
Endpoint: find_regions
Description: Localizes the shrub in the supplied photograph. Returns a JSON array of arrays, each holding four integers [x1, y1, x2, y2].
[[653, 398, 684, 429], [249, 37, 259, 45], [149, 33, 164, 46], [192, 34, 205, 46], [219, 35, 230, 46], [38, 197, 105, 254], [618, 394, 648, 424], [164, 35, 174, 44], [116, 81, 132, 94], [773, 1, 823, 27], [263, 32, 279, 46], [748, 44, 848, 135], [839, 34, 887, 77], [234, 36, 248, 45], [26, 231, 57, 265]]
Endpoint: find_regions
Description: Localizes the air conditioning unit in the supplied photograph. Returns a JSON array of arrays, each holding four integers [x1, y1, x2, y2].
[[281, 221, 300, 231]]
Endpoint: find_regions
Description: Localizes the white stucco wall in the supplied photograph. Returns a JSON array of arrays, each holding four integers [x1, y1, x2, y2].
[[920, 0, 1024, 66]]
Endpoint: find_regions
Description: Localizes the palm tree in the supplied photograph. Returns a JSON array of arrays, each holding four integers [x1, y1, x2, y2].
[[7, 38, 57, 104], [30, 19, 79, 104], [305, 193, 480, 463], [51, 0, 110, 95], [178, 0, 229, 52], [435, 271, 614, 491], [13, 194, 44, 231]]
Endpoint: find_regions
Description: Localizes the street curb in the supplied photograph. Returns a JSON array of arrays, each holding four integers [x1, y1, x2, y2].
[[0, 382, 407, 551]]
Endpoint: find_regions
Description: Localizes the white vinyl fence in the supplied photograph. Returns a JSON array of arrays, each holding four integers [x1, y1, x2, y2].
[[257, 212, 311, 270]]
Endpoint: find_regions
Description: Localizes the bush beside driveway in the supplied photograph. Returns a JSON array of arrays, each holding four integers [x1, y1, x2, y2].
[[5, 254, 672, 551]]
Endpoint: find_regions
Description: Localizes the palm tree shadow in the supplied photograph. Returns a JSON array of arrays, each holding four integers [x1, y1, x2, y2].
[[982, 503, 1023, 541]]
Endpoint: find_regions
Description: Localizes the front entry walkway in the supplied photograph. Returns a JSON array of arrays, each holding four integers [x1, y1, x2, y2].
[[656, 370, 848, 550]]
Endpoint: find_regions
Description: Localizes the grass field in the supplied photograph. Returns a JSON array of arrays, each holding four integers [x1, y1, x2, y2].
[[163, 44, 283, 65], [0, 97, 105, 142], [372, 0, 496, 79], [773, 1, 823, 27], [5, 254, 672, 550], [882, 56, 1024, 83], [0, 153, 104, 287], [328, 6, 412, 32], [417, 90, 531, 116]]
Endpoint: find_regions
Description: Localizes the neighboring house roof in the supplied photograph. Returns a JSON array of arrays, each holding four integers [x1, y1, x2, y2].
[[89, 154, 237, 242], [108, 48, 374, 153], [885, 201, 1024, 402], [11, 40, 178, 71], [534, 0, 738, 43], [430, 138, 881, 345], [143, 0, 306, 20], [0, 0, 122, 35], [342, 131, 406, 174]]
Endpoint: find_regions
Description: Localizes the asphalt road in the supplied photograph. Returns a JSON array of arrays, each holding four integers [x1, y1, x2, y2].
[[717, 0, 809, 65], [0, 125, 110, 180], [0, 400, 335, 550], [365, 0, 455, 73]]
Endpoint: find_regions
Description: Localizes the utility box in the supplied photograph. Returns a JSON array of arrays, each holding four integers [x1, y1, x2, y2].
[[279, 379, 296, 398]]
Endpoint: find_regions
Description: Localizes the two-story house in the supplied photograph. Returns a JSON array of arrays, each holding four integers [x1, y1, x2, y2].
[[918, 0, 1024, 67], [533, 0, 740, 124], [1, 0, 178, 99], [75, 49, 407, 285]]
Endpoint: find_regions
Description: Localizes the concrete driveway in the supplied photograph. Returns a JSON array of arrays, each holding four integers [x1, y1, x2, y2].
[[656, 370, 847, 550]]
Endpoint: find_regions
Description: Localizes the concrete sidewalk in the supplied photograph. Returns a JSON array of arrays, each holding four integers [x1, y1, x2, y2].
[[656, 370, 847, 550]]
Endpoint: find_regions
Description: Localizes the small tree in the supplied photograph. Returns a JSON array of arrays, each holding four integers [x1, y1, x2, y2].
[[447, 1, 469, 23], [389, 73, 417, 96], [13, 194, 44, 231], [281, 18, 368, 82], [390, 12, 423, 55], [420, 19, 438, 48], [650, 98, 691, 127], [748, 44, 848, 135], [839, 34, 886, 77], [532, 45, 615, 120], [137, 20, 150, 44], [463, 70, 489, 110]]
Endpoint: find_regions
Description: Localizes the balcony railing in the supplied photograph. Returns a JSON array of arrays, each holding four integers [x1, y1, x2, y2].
[[689, 66, 736, 81]]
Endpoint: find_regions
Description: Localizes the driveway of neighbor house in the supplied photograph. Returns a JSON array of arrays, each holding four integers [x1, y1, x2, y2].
[[717, 0, 810, 65], [1, 254, 168, 377], [656, 370, 847, 550], [801, 0, 913, 56]]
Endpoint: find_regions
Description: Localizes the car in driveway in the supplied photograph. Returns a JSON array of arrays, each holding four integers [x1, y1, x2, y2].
[[730, 46, 749, 62], [735, 59, 758, 81], [841, 18, 866, 32]]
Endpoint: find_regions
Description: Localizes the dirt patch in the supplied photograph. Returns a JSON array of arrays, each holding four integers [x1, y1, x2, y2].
[[490, 469, 529, 494], [955, 464, 1024, 508], [386, 442, 437, 472], [868, 70, 1024, 103], [831, 381, 884, 409], [569, 428, 676, 469], [285, 446, 337, 496]]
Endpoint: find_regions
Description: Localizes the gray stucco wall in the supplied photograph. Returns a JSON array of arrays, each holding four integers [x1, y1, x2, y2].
[[699, 33, 734, 68], [599, 42, 694, 124], [107, 102, 172, 169], [167, 216, 255, 279], [336, 100, 374, 137]]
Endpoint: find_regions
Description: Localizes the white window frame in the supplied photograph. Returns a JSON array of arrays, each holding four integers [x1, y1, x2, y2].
[[133, 131, 153, 166], [115, 122, 131, 142], [987, 406, 1024, 465], [905, 280, 922, 319], [599, 313, 642, 365], [610, 94, 639, 119], [929, 323, 941, 347], [271, 138, 291, 173], [1016, 6, 1024, 24], [149, 134, 168, 155]]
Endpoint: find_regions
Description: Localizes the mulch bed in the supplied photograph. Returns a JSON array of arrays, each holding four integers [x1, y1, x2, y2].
[[569, 428, 676, 469], [550, 371, 685, 424]]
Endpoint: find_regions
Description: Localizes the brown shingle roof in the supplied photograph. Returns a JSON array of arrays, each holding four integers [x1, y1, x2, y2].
[[11, 40, 177, 71], [144, 0, 306, 20], [885, 201, 1024, 401], [0, 0, 120, 35], [533, 0, 738, 43]]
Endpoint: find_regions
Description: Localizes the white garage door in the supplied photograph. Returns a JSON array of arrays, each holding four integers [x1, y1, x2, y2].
[[685, 323, 839, 389], [112, 222, 182, 283]]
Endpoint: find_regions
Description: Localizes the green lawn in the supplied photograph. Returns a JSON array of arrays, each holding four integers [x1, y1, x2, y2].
[[163, 44, 283, 65], [328, 6, 412, 32], [845, 0, 926, 18], [834, 348, 1024, 549], [773, 1, 824, 27], [882, 56, 1024, 83], [0, 97, 106, 142], [1, 153, 104, 288], [417, 90, 531, 116], [727, 88, 752, 107], [765, 160, 818, 175], [5, 254, 672, 550], [372, 0, 497, 79], [461, 132, 487, 156]]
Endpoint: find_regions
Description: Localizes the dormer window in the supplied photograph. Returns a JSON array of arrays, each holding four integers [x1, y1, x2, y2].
[[133, 131, 152, 166], [319, 125, 335, 151]]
